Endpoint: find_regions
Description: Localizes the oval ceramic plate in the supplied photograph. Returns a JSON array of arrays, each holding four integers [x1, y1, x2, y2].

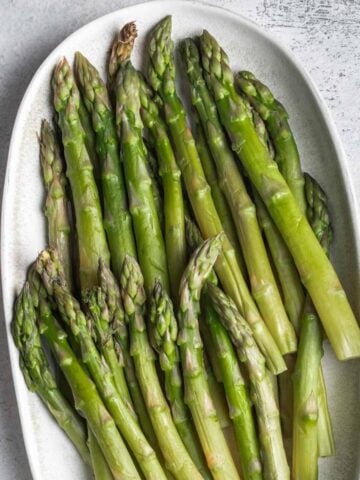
[[2, 1, 360, 479]]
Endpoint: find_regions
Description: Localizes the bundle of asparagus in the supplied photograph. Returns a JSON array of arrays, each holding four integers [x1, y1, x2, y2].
[[12, 16, 360, 480]]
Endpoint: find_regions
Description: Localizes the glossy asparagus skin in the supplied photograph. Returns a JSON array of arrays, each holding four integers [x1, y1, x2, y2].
[[208, 283, 289, 480], [52, 57, 110, 288], [115, 60, 169, 293], [39, 119, 73, 289], [75, 52, 137, 278], [120, 255, 202, 480], [138, 76, 187, 302], [147, 16, 285, 375], [12, 283, 91, 467], [149, 281, 211, 479], [199, 29, 360, 361], [27, 274, 140, 480], [178, 236, 240, 479], [182, 38, 296, 355], [36, 250, 167, 480], [203, 301, 263, 480]]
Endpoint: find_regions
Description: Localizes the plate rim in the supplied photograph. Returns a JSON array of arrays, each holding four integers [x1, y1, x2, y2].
[[2, 1, 360, 478]]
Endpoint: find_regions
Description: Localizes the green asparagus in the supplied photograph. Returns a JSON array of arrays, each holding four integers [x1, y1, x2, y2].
[[115, 60, 169, 293], [82, 286, 134, 414], [87, 429, 114, 480], [78, 98, 101, 186], [138, 75, 187, 302], [52, 57, 110, 288], [178, 235, 240, 479], [235, 71, 306, 213], [97, 260, 159, 450], [75, 52, 137, 279], [182, 38, 296, 355], [147, 16, 285, 374], [194, 116, 247, 278], [12, 283, 90, 466], [244, 80, 334, 458], [149, 281, 211, 479], [28, 273, 140, 480], [292, 174, 336, 479], [36, 249, 167, 480], [39, 119, 73, 289], [208, 283, 289, 480], [199, 29, 360, 361], [203, 301, 262, 480], [120, 255, 202, 480]]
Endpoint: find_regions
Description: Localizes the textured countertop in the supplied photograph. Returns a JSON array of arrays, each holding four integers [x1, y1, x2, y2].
[[0, 1, 359, 478]]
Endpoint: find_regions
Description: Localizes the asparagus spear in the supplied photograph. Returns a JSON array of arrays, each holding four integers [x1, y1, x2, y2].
[[27, 274, 140, 480], [88, 429, 114, 480], [12, 283, 90, 466], [147, 16, 285, 375], [292, 173, 336, 479], [39, 120, 73, 289], [199, 29, 360, 361], [247, 84, 334, 457], [194, 116, 247, 278], [36, 249, 167, 480], [119, 255, 202, 480], [137, 74, 187, 302], [182, 38, 296, 355], [74, 52, 137, 279], [208, 283, 289, 480], [235, 71, 306, 213], [52, 57, 110, 289], [202, 301, 262, 480], [40, 120, 112, 473], [177, 235, 240, 479], [149, 281, 211, 479], [82, 286, 134, 415], [97, 260, 160, 451], [183, 220, 244, 469], [115, 60, 169, 294]]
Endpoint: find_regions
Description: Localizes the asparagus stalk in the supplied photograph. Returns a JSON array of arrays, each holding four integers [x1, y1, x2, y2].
[[182, 38, 296, 355], [52, 57, 110, 289], [147, 16, 285, 375], [40, 120, 73, 289], [149, 281, 211, 479], [137, 75, 187, 302], [74, 52, 137, 279], [208, 283, 289, 480], [115, 60, 169, 293], [199, 30, 360, 361], [97, 261, 160, 451], [292, 173, 336, 478], [235, 71, 306, 213], [247, 83, 334, 457], [203, 301, 263, 480], [40, 120, 111, 472], [88, 429, 114, 480], [178, 235, 240, 479], [82, 286, 134, 415], [12, 283, 90, 466], [27, 274, 140, 480], [194, 116, 247, 278], [119, 255, 202, 480], [36, 250, 167, 480]]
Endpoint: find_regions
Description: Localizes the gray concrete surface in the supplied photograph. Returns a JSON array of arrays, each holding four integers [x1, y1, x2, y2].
[[0, 1, 359, 478]]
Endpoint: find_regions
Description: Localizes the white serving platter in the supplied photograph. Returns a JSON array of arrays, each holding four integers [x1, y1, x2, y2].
[[2, 1, 360, 479]]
